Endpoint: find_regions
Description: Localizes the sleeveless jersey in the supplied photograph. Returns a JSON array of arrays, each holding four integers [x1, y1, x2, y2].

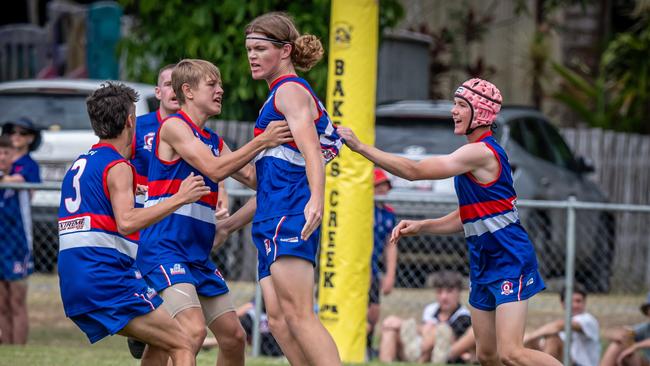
[[253, 75, 342, 222], [131, 109, 162, 185], [137, 110, 222, 275], [58, 143, 139, 316], [454, 132, 538, 284]]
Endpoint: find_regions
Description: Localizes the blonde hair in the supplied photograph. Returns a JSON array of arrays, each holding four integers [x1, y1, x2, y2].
[[172, 59, 221, 105], [245, 12, 324, 71]]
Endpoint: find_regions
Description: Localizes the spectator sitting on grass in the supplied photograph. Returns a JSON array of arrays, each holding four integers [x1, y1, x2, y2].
[[599, 292, 650, 366], [524, 283, 600, 366], [378, 270, 475, 364]]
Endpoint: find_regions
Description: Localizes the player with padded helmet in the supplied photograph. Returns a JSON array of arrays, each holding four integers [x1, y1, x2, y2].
[[339, 78, 562, 366]]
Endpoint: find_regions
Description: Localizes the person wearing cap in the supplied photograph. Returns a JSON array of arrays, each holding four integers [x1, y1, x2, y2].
[[1, 117, 42, 185], [339, 78, 560, 366], [366, 168, 398, 359], [600, 292, 650, 366], [0, 118, 42, 344], [524, 283, 600, 366]]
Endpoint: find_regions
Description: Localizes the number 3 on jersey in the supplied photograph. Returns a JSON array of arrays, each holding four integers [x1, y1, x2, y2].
[[64, 158, 87, 213]]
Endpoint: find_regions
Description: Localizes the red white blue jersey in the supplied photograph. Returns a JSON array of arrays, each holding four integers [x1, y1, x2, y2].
[[131, 109, 162, 185], [58, 143, 140, 316], [137, 110, 223, 275], [454, 132, 538, 284], [253, 75, 342, 222]]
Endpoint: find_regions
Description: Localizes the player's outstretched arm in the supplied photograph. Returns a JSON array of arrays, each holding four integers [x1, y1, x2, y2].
[[389, 209, 463, 246], [161, 117, 292, 183], [108, 163, 210, 235], [382, 240, 398, 295], [339, 127, 489, 181]]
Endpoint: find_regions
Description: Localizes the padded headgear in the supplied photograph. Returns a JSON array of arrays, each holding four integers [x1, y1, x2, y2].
[[454, 78, 502, 134]]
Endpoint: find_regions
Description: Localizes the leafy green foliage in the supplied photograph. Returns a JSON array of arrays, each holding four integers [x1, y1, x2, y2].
[[552, 18, 650, 134], [118, 0, 403, 120]]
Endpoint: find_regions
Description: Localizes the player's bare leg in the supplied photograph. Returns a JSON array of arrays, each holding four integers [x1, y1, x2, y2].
[[118, 307, 194, 366], [174, 308, 207, 354], [141, 307, 205, 366], [271, 257, 341, 366], [207, 311, 245, 366], [260, 277, 309, 365], [469, 306, 502, 366], [495, 301, 562, 366]]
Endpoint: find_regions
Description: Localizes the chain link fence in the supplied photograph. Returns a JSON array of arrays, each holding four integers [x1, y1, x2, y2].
[[3, 182, 649, 362]]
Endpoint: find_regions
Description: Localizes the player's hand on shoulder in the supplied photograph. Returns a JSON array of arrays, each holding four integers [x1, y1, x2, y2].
[[260, 120, 293, 147], [390, 219, 422, 245], [337, 126, 361, 151], [177, 172, 211, 204]]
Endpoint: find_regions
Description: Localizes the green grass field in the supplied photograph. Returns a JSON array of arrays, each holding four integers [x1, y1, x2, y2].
[[2, 275, 644, 365]]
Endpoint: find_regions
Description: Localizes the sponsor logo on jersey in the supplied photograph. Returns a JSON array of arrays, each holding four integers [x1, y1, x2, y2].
[[169, 263, 186, 275], [134, 270, 142, 279], [501, 280, 514, 295], [146, 287, 158, 300], [143, 132, 155, 152], [58, 216, 91, 234], [279, 236, 299, 243], [264, 239, 271, 255]]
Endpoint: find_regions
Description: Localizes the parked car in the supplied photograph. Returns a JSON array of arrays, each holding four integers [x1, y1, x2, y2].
[[0, 79, 157, 271], [375, 100, 615, 292]]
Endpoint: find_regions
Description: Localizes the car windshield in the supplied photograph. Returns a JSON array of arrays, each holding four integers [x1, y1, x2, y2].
[[375, 116, 466, 155], [0, 92, 90, 130]]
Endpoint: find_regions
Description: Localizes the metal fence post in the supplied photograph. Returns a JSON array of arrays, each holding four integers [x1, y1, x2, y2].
[[251, 276, 263, 357], [562, 196, 577, 366]]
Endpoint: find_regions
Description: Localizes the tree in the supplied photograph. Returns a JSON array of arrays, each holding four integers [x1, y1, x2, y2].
[[552, 2, 650, 133], [118, 0, 403, 121]]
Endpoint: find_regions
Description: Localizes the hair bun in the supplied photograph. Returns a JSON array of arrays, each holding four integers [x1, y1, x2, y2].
[[292, 35, 324, 71]]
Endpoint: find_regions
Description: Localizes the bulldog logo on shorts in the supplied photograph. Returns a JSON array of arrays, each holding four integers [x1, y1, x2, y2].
[[170, 263, 186, 275], [501, 280, 514, 296]]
